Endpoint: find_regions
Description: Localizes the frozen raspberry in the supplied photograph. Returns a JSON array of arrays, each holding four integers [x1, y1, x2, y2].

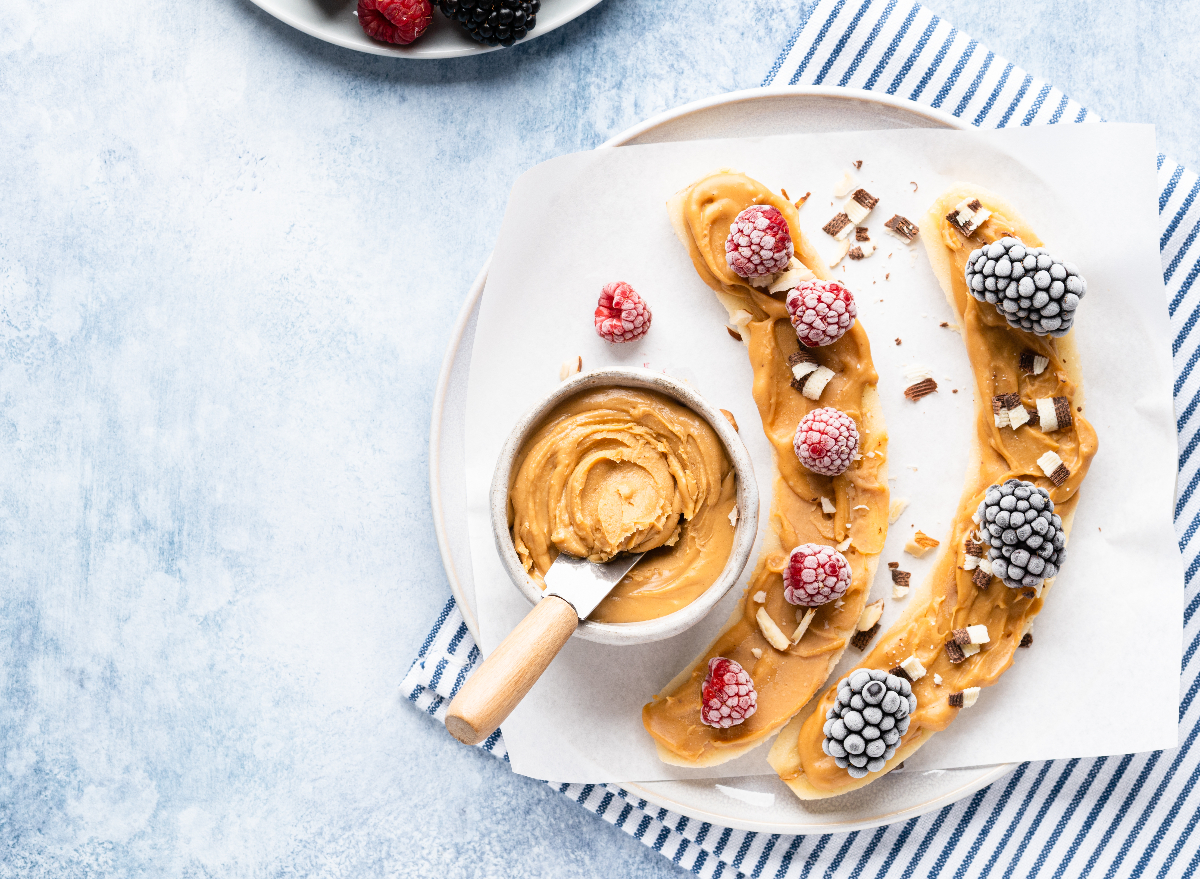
[[358, 0, 432, 44], [794, 407, 859, 477], [725, 205, 793, 278], [595, 282, 651, 343], [784, 543, 852, 607], [785, 280, 857, 347], [701, 657, 758, 729]]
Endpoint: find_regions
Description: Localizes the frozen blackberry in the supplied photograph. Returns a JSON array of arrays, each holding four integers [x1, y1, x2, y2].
[[435, 0, 539, 46], [975, 478, 1066, 588], [822, 669, 915, 778], [964, 237, 1086, 337]]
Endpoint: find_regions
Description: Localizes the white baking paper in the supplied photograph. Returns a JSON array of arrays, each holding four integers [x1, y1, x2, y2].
[[463, 124, 1182, 783]]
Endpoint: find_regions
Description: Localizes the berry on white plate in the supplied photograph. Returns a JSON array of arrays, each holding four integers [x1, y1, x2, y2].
[[595, 282, 651, 343], [725, 205, 793, 278], [785, 279, 857, 347], [794, 407, 859, 477], [701, 657, 758, 729]]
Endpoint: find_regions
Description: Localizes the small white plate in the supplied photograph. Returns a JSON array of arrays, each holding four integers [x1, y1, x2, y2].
[[429, 85, 1015, 833], [250, 0, 605, 59]]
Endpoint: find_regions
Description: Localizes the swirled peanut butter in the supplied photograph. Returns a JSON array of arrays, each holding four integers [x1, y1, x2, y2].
[[642, 172, 889, 765], [509, 387, 737, 624], [775, 187, 1099, 793]]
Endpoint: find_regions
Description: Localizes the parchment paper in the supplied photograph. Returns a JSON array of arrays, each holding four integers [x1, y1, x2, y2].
[[463, 124, 1182, 783]]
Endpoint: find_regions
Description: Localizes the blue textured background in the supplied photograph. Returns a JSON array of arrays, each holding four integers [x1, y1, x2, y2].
[[0, 1, 1196, 875]]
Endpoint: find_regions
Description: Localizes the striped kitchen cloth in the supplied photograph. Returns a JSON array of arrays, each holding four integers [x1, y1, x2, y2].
[[403, 1, 1200, 875]]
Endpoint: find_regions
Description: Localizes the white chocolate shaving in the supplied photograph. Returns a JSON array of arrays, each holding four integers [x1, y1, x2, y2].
[[751, 647, 763, 660], [1037, 450, 1064, 478], [900, 655, 927, 681], [769, 258, 817, 294], [833, 172, 857, 198], [1032, 355, 1049, 375], [851, 242, 876, 259], [820, 496, 837, 515], [952, 198, 992, 234], [802, 366, 836, 400], [966, 624, 990, 645], [889, 497, 909, 524], [791, 361, 819, 382], [748, 272, 775, 288], [961, 686, 981, 708], [729, 506, 739, 527], [933, 673, 943, 686], [828, 237, 852, 267], [1007, 404, 1030, 430], [892, 583, 910, 599], [1037, 397, 1059, 432], [559, 356, 582, 380], [752, 590, 767, 603], [756, 607, 791, 651], [857, 599, 884, 631], [963, 555, 979, 571], [994, 409, 1011, 429], [962, 642, 981, 658], [791, 608, 817, 644], [845, 198, 871, 225], [730, 309, 753, 333], [978, 556, 993, 575], [903, 364, 933, 384]]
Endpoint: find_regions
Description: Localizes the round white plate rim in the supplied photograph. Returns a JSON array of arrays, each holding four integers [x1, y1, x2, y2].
[[428, 85, 1015, 833], [249, 0, 606, 59]]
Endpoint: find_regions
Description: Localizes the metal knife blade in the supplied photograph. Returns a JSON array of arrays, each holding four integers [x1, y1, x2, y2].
[[543, 552, 644, 620]]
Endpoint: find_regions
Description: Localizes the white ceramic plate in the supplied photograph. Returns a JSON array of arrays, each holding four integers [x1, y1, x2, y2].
[[429, 85, 1016, 833], [250, 0, 605, 59]]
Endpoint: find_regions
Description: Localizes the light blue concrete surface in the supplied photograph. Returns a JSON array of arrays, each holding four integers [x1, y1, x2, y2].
[[0, 1, 1197, 876]]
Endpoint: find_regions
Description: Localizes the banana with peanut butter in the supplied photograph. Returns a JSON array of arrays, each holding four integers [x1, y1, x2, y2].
[[768, 183, 1098, 798], [641, 171, 890, 767]]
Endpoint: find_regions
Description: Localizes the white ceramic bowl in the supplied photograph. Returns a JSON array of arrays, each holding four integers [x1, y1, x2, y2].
[[489, 367, 760, 645]]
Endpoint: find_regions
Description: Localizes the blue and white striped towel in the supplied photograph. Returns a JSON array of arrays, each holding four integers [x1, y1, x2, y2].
[[403, 1, 1200, 875]]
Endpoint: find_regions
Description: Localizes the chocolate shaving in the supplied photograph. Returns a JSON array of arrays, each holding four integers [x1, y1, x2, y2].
[[1050, 463, 1070, 486], [790, 375, 810, 393], [1019, 633, 1034, 648], [1019, 350, 1037, 373], [850, 623, 880, 650], [1020, 588, 1038, 600], [853, 160, 863, 170], [948, 692, 965, 708], [891, 569, 911, 587], [1053, 396, 1073, 429], [848, 246, 866, 260], [946, 209, 969, 235], [855, 226, 870, 242], [851, 188, 879, 210], [972, 567, 991, 589], [888, 561, 899, 569], [788, 350, 818, 366], [945, 641, 967, 663], [823, 213, 851, 237], [781, 188, 790, 201], [796, 192, 810, 208], [967, 199, 983, 211], [889, 666, 911, 681], [951, 628, 972, 646], [883, 214, 919, 243], [992, 393, 1020, 414], [726, 327, 743, 342], [904, 378, 938, 401], [895, 761, 906, 770], [964, 539, 983, 558]]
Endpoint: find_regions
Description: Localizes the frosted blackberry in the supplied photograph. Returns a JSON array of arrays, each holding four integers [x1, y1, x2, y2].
[[975, 478, 1066, 589], [822, 669, 916, 778], [964, 237, 1086, 337], [435, 0, 539, 46]]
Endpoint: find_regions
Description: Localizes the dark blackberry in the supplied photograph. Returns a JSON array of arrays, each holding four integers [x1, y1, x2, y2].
[[964, 237, 1086, 337], [975, 478, 1066, 588], [435, 0, 540, 46], [822, 669, 915, 778]]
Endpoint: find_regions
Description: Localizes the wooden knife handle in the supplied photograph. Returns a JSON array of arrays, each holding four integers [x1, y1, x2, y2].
[[444, 595, 579, 746]]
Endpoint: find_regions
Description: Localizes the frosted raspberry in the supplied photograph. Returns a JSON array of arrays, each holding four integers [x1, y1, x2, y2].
[[784, 543, 852, 607], [725, 205, 793, 278], [785, 280, 857, 347], [595, 282, 651, 343], [701, 657, 758, 729], [794, 407, 859, 477], [358, 0, 432, 45]]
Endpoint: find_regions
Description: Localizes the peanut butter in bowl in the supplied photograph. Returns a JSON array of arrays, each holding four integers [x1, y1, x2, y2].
[[508, 385, 739, 624]]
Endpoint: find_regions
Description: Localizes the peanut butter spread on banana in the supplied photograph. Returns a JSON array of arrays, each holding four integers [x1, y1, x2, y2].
[[509, 387, 737, 624], [777, 190, 1099, 792], [642, 172, 888, 763]]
